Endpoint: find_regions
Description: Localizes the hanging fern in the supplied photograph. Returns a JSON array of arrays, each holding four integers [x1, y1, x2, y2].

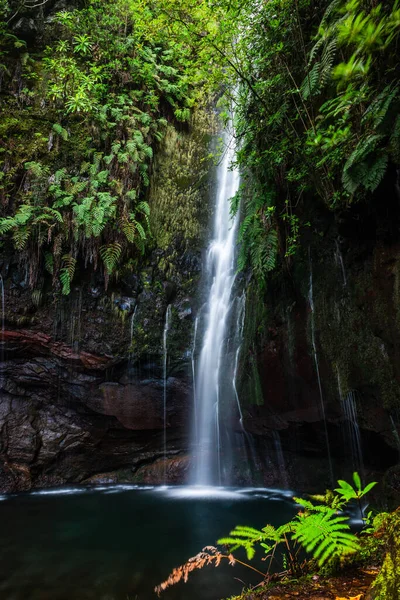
[[59, 254, 76, 295], [320, 39, 337, 86], [342, 134, 386, 193], [301, 62, 321, 100], [99, 242, 122, 274], [52, 123, 69, 141], [362, 85, 399, 129], [390, 114, 400, 161], [121, 217, 136, 243], [44, 252, 54, 275]]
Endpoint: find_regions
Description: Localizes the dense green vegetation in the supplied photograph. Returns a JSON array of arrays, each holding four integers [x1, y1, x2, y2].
[[1, 0, 399, 292], [0, 0, 227, 292], [230, 0, 400, 286]]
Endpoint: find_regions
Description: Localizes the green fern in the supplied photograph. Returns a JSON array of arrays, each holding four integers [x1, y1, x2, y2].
[[99, 242, 122, 274], [364, 153, 388, 192], [13, 226, 31, 250], [24, 161, 47, 178], [121, 218, 136, 243], [362, 85, 399, 129], [216, 473, 376, 576], [390, 114, 400, 161], [342, 134, 386, 193], [44, 252, 54, 275], [52, 123, 69, 141], [301, 62, 321, 100], [59, 254, 76, 295], [218, 524, 283, 560], [292, 508, 360, 566], [320, 39, 337, 86]]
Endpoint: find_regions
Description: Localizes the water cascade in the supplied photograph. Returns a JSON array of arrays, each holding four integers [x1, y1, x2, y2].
[[389, 415, 400, 457], [232, 292, 246, 428], [129, 304, 138, 357], [337, 369, 364, 478], [231, 292, 258, 480], [191, 313, 200, 447], [308, 254, 334, 484], [163, 304, 172, 483], [335, 239, 347, 287], [272, 431, 289, 489], [190, 129, 241, 486], [342, 390, 364, 478]]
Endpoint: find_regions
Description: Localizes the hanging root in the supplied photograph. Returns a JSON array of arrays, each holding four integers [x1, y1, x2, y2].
[[154, 546, 236, 595]]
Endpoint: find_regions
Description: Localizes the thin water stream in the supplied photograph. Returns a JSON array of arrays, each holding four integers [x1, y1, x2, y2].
[[163, 305, 172, 483], [308, 255, 334, 485]]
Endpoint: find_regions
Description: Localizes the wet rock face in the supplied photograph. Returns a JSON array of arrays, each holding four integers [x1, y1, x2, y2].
[[0, 106, 216, 494], [0, 329, 191, 493], [236, 189, 400, 499]]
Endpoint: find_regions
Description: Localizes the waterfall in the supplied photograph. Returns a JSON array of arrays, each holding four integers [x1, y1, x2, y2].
[[272, 431, 289, 489], [129, 304, 138, 357], [308, 254, 334, 484], [163, 304, 172, 483], [191, 313, 200, 447], [389, 415, 400, 457], [343, 391, 364, 479], [190, 129, 241, 486], [337, 370, 364, 477], [232, 292, 246, 428], [335, 240, 347, 287]]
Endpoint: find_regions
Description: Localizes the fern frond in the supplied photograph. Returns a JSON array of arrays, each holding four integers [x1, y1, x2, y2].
[[121, 218, 136, 243], [292, 510, 360, 566], [320, 0, 343, 28], [320, 39, 337, 86], [52, 123, 69, 141], [363, 153, 388, 191], [44, 251, 54, 275], [13, 226, 31, 250], [362, 84, 399, 128], [99, 242, 122, 274], [136, 201, 150, 216], [59, 254, 76, 295], [0, 216, 16, 234], [301, 62, 321, 99]]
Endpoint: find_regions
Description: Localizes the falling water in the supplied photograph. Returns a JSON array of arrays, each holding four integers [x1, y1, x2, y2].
[[308, 254, 334, 484], [231, 292, 258, 481], [342, 390, 364, 479], [191, 314, 200, 447], [337, 369, 364, 479], [232, 292, 246, 427], [129, 304, 137, 357], [163, 304, 172, 483], [190, 129, 241, 486], [335, 240, 347, 287], [272, 431, 289, 489], [389, 415, 400, 457]]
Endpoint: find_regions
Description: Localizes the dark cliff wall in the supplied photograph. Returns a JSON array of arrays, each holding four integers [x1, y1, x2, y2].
[[237, 173, 400, 503]]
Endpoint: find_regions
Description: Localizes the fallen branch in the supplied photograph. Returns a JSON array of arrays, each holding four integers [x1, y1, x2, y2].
[[154, 546, 236, 596]]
